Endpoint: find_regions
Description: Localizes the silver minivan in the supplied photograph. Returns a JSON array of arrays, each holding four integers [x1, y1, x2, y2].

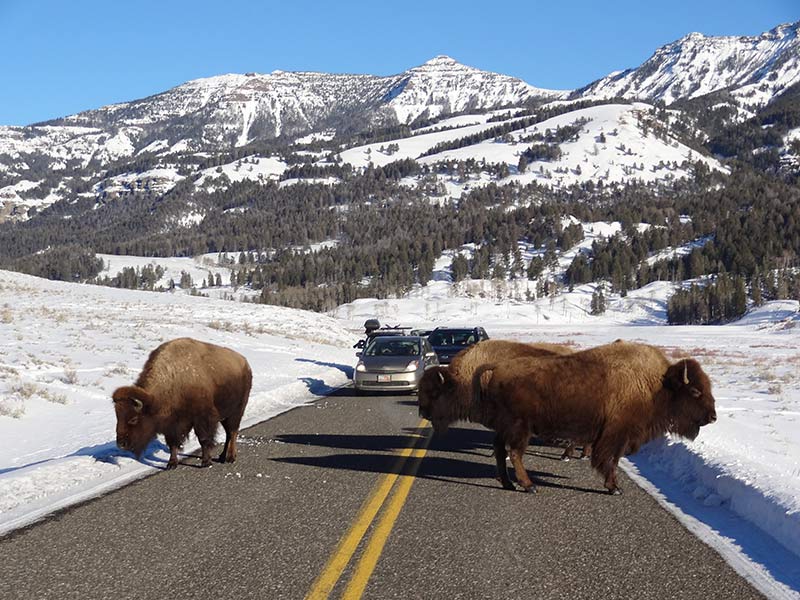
[[353, 335, 439, 394]]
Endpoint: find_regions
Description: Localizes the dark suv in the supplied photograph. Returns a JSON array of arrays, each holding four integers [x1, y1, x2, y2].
[[427, 327, 489, 365]]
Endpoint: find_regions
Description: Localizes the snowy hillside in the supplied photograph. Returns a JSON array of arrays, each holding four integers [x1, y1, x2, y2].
[[340, 103, 726, 196], [576, 22, 800, 110]]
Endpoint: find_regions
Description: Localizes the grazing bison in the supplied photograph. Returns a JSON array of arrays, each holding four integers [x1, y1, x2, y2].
[[474, 341, 716, 494], [417, 339, 576, 489], [112, 338, 252, 469]]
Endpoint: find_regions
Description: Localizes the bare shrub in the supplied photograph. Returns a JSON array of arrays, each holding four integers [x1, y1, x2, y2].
[[62, 368, 79, 385], [104, 363, 129, 377], [11, 381, 40, 399], [208, 320, 234, 332], [0, 399, 24, 418], [42, 389, 69, 405]]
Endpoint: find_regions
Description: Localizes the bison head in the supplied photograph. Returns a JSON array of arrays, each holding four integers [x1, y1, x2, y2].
[[417, 366, 459, 433], [112, 385, 158, 457], [663, 359, 717, 440]]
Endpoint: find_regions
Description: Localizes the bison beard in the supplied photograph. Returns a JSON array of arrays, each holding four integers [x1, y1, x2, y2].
[[416, 339, 579, 489], [475, 341, 717, 494], [112, 338, 252, 469]]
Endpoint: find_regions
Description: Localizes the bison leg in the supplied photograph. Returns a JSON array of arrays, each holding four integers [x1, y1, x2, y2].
[[591, 434, 626, 495], [580, 443, 592, 460], [509, 446, 535, 492], [218, 413, 243, 463], [218, 424, 239, 464], [493, 434, 515, 491], [560, 442, 576, 461], [192, 412, 220, 468], [167, 445, 179, 470]]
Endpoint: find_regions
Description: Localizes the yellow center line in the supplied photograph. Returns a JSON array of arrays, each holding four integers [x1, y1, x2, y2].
[[342, 442, 429, 599], [305, 419, 431, 600]]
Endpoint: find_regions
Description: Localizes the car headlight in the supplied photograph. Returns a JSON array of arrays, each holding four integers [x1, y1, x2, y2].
[[404, 360, 420, 372], [356, 361, 366, 372]]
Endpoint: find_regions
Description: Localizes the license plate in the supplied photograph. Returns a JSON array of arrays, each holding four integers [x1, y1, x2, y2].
[[377, 374, 392, 383]]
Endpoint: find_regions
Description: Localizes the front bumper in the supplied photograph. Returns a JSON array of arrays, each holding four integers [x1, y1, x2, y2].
[[354, 370, 420, 392]]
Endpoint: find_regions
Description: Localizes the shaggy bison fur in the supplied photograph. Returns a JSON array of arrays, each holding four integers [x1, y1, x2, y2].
[[112, 337, 252, 469], [473, 341, 716, 494], [417, 339, 578, 487]]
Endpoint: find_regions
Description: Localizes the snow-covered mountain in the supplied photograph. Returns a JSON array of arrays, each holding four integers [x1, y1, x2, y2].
[[3, 22, 800, 223], [574, 22, 800, 110], [0, 56, 559, 166]]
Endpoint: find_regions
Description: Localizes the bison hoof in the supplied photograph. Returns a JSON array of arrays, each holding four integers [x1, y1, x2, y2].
[[166, 461, 178, 470], [522, 485, 537, 494], [560, 456, 571, 462], [609, 487, 622, 496], [495, 476, 516, 491]]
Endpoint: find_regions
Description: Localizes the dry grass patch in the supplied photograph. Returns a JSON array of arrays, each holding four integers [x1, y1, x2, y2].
[[61, 367, 79, 385]]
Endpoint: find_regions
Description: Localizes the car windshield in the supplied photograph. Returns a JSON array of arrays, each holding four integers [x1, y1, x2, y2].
[[364, 338, 421, 357], [428, 330, 476, 347]]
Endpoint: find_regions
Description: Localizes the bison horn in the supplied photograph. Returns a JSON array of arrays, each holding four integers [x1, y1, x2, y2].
[[438, 371, 445, 385], [132, 398, 143, 413], [682, 361, 689, 385]]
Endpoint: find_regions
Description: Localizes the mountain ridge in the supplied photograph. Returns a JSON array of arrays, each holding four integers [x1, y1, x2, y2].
[[573, 21, 800, 109]]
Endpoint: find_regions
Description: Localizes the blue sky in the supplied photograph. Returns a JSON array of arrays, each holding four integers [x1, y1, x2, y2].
[[0, 0, 797, 125]]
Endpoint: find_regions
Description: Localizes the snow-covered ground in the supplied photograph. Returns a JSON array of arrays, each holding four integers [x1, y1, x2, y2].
[[94, 167, 186, 197], [1, 264, 799, 597], [194, 155, 287, 190]]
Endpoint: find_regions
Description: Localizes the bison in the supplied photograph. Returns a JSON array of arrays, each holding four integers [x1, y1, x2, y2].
[[417, 339, 580, 489], [473, 341, 716, 494], [112, 337, 252, 469]]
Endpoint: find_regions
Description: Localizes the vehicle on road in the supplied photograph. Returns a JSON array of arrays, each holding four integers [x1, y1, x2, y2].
[[427, 327, 489, 365], [354, 335, 439, 393]]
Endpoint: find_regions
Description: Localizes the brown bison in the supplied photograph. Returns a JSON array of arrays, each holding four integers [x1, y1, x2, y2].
[[112, 338, 252, 469], [417, 339, 580, 489], [473, 341, 716, 494]]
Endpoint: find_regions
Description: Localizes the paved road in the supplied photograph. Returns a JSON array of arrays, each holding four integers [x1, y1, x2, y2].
[[0, 388, 763, 599]]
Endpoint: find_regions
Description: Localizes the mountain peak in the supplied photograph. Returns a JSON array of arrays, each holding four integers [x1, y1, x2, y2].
[[423, 55, 459, 66], [411, 55, 473, 73]]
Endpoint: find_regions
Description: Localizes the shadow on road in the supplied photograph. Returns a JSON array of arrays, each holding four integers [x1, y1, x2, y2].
[[272, 426, 607, 495], [294, 358, 354, 379]]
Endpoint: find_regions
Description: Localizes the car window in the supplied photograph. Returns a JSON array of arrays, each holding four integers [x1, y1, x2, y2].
[[364, 339, 420, 357], [430, 330, 479, 346], [451, 331, 474, 346], [428, 332, 447, 346]]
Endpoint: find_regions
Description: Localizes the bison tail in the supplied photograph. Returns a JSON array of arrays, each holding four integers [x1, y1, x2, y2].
[[471, 363, 497, 407]]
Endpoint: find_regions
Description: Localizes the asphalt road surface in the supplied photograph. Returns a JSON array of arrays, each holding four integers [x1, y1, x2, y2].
[[0, 387, 763, 600]]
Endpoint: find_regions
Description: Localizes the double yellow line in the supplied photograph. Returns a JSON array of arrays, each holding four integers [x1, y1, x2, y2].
[[305, 418, 431, 600]]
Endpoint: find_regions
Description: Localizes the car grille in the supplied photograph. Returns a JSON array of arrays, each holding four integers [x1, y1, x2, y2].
[[360, 381, 410, 387]]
